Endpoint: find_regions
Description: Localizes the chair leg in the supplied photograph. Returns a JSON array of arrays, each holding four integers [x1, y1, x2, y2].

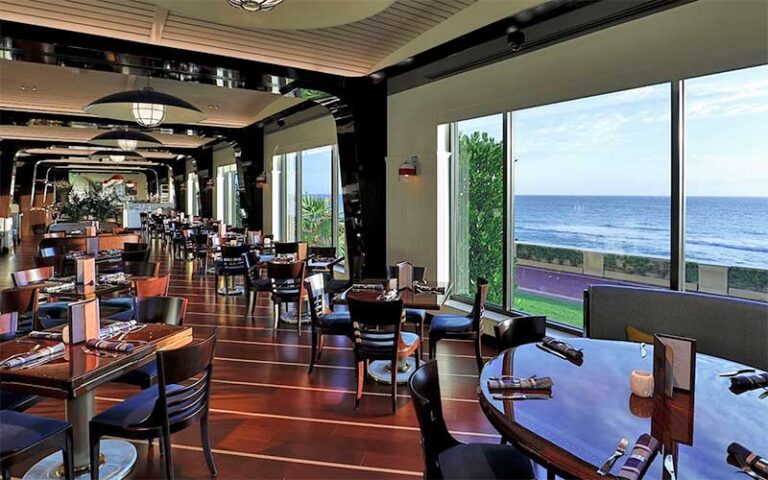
[[90, 425, 101, 480], [391, 359, 398, 413], [244, 290, 253, 321], [296, 299, 303, 337], [416, 318, 423, 360], [355, 361, 364, 410], [200, 413, 218, 477], [428, 336, 438, 360], [162, 427, 174, 480], [273, 303, 280, 329], [62, 428, 74, 480], [317, 335, 325, 359], [309, 330, 318, 374], [474, 335, 484, 372], [2, 467, 9, 480]]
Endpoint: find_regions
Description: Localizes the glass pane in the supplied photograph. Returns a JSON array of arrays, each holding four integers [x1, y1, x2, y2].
[[512, 84, 671, 328], [284, 153, 297, 242], [337, 160, 346, 258], [300, 146, 334, 246], [685, 65, 768, 304], [454, 114, 505, 307]]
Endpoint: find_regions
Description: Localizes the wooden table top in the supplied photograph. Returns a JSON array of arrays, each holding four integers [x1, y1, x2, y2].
[[0, 323, 192, 399], [337, 281, 452, 310], [478, 339, 768, 479]]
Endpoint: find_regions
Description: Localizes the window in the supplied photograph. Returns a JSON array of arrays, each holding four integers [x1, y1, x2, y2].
[[452, 114, 505, 307], [216, 164, 241, 226], [511, 85, 671, 328], [277, 146, 344, 254], [684, 65, 768, 303], [186, 172, 199, 216]]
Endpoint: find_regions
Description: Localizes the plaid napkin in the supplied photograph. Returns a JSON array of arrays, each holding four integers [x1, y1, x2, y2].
[[29, 331, 64, 341], [44, 282, 75, 293], [85, 338, 134, 353], [728, 442, 768, 478], [488, 376, 553, 391], [99, 320, 137, 339], [616, 434, 660, 480], [730, 373, 768, 390], [542, 336, 584, 361], [1, 343, 65, 369]]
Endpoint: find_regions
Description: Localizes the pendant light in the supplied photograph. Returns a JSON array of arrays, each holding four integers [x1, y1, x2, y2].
[[89, 129, 162, 150], [89, 149, 145, 163], [227, 0, 284, 12], [84, 78, 206, 127]]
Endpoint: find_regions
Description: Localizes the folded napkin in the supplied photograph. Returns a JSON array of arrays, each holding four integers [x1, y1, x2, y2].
[[728, 442, 768, 478], [377, 289, 399, 302], [99, 273, 127, 284], [44, 282, 76, 293], [488, 376, 553, 391], [1, 342, 65, 369], [616, 434, 660, 480], [85, 338, 134, 353], [29, 331, 64, 341], [414, 283, 446, 294], [542, 336, 584, 361], [730, 373, 768, 390], [99, 320, 138, 339], [352, 284, 383, 291]]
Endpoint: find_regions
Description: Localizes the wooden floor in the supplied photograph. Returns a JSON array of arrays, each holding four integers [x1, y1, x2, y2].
[[2, 239, 511, 479]]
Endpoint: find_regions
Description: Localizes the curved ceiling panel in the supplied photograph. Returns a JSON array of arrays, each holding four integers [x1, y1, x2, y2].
[[151, 0, 397, 30]]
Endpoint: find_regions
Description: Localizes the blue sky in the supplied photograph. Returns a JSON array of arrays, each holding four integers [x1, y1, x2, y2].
[[458, 64, 768, 197], [299, 145, 333, 195]]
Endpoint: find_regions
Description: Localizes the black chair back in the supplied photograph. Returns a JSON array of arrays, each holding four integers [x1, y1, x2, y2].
[[34, 255, 65, 274], [221, 245, 249, 262], [243, 251, 261, 284], [309, 246, 336, 259], [347, 297, 404, 361], [136, 296, 188, 325], [122, 249, 150, 262], [267, 261, 306, 294], [153, 329, 217, 429], [124, 242, 148, 251], [388, 265, 427, 282], [274, 241, 308, 260], [0, 288, 36, 316], [409, 360, 460, 479], [494, 316, 547, 351], [304, 274, 329, 326], [470, 277, 489, 332], [193, 233, 209, 249], [123, 261, 160, 277]]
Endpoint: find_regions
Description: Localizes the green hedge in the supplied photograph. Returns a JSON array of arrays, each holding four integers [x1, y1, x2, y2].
[[516, 243, 583, 267], [729, 267, 768, 293]]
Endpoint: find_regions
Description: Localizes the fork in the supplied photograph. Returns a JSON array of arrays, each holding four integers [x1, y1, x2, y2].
[[597, 438, 629, 475], [81, 346, 118, 358], [664, 454, 677, 480], [1, 344, 41, 364]]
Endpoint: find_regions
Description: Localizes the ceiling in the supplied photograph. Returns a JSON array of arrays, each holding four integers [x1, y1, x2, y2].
[[0, 125, 212, 149], [0, 0, 536, 76]]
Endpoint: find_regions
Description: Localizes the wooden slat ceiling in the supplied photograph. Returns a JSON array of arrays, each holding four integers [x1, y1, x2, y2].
[[0, 125, 213, 149], [0, 0, 479, 77]]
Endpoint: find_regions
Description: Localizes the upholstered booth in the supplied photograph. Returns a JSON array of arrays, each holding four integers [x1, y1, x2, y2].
[[584, 285, 768, 370]]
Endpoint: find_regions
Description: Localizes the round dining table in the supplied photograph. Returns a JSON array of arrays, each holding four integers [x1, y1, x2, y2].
[[478, 338, 767, 479]]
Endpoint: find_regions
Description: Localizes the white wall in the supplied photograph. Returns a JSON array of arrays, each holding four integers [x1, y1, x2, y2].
[[387, 0, 768, 281], [262, 115, 338, 236], [212, 144, 236, 221]]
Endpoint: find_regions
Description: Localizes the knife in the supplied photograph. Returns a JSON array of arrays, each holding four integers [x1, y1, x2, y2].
[[719, 368, 756, 378], [536, 343, 567, 359], [492, 393, 551, 400]]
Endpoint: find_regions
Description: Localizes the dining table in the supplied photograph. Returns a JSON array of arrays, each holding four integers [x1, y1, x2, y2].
[[0, 322, 193, 479], [478, 338, 768, 479], [337, 280, 453, 384]]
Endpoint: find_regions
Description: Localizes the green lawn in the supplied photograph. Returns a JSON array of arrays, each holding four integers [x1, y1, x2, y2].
[[513, 291, 584, 328]]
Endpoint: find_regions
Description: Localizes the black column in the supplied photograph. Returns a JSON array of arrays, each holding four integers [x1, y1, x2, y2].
[[230, 124, 265, 231], [0, 141, 20, 218], [194, 148, 214, 219]]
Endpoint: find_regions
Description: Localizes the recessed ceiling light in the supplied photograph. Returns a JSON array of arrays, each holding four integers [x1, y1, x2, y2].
[[19, 85, 38, 91]]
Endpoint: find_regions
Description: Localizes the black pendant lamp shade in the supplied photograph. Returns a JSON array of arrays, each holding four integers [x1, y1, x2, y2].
[[84, 87, 206, 127], [89, 129, 162, 150], [89, 149, 145, 163]]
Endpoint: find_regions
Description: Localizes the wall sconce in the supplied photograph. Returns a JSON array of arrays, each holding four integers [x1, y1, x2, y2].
[[399, 155, 418, 182]]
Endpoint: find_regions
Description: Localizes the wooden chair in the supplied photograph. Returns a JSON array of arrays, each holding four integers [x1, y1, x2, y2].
[[348, 297, 420, 412], [268, 261, 307, 335], [34, 255, 66, 275], [121, 249, 150, 263], [0, 312, 42, 413], [304, 274, 352, 374], [427, 277, 488, 372], [408, 361, 534, 479], [243, 252, 271, 320], [135, 274, 170, 297], [1, 412, 74, 480], [388, 264, 428, 359], [90, 330, 218, 480], [0, 312, 17, 342], [11, 267, 55, 287], [0, 287, 66, 332], [274, 241, 309, 260], [215, 245, 249, 295], [494, 316, 547, 352], [123, 261, 160, 277]]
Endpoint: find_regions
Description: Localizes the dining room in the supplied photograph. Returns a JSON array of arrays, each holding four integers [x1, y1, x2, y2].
[[1, 1, 767, 479]]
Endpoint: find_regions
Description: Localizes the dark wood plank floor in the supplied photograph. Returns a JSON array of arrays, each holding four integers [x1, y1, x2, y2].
[[2, 239, 511, 479]]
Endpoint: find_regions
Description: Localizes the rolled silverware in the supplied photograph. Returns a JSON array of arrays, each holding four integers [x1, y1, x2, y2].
[[536, 343, 567, 359]]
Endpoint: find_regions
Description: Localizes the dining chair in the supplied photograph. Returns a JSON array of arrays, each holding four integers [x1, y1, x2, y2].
[[135, 274, 171, 297], [215, 245, 249, 295], [348, 297, 420, 412], [494, 316, 547, 352], [34, 255, 66, 275], [0, 311, 17, 342], [308, 246, 337, 259], [90, 329, 218, 480], [121, 249, 150, 263], [388, 264, 428, 359], [1, 411, 74, 480], [114, 296, 189, 390], [123, 261, 160, 277], [124, 242, 148, 251], [268, 261, 307, 335], [408, 361, 534, 480], [0, 287, 65, 332], [0, 312, 41, 413], [243, 252, 271, 319], [304, 274, 352, 374], [11, 267, 69, 323], [274, 241, 308, 260], [427, 277, 488, 372]]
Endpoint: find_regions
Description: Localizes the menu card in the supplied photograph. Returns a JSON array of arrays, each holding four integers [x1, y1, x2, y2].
[[65, 298, 100, 344], [396, 261, 414, 290], [86, 237, 100, 255], [84, 226, 97, 237], [76, 255, 96, 286], [219, 222, 227, 237], [653, 334, 697, 397]]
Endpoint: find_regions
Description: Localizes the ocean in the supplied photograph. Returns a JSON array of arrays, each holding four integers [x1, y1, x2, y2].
[[513, 196, 768, 269]]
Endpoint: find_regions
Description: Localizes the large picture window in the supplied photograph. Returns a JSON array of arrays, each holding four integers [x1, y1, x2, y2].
[[216, 163, 241, 227], [447, 64, 767, 331]]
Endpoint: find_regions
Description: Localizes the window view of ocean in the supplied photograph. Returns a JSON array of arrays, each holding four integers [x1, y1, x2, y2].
[[514, 195, 768, 269]]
